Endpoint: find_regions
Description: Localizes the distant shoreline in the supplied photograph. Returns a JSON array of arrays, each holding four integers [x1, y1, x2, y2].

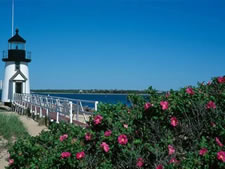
[[31, 89, 149, 95], [31, 91, 149, 96]]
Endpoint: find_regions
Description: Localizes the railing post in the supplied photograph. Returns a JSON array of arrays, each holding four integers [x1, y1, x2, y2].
[[34, 105, 37, 117], [46, 108, 49, 117], [39, 97, 42, 118], [56, 112, 59, 123], [95, 101, 99, 111], [76, 101, 79, 121], [56, 99, 59, 123], [69, 101, 73, 124], [40, 107, 42, 118]]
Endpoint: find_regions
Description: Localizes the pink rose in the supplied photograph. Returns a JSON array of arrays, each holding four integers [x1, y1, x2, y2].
[[207, 81, 211, 85], [136, 158, 144, 168], [104, 130, 112, 137], [76, 151, 85, 160], [94, 115, 103, 125], [186, 87, 195, 95], [118, 134, 128, 145], [216, 137, 224, 147], [8, 159, 14, 165], [169, 157, 179, 164], [144, 102, 152, 110], [170, 117, 178, 127], [217, 77, 225, 83], [100, 142, 110, 152], [206, 101, 216, 109], [156, 164, 164, 169], [199, 148, 208, 156], [61, 152, 71, 158], [217, 151, 225, 162], [211, 122, 216, 127], [160, 101, 169, 110], [123, 124, 128, 129], [165, 92, 170, 98], [59, 134, 68, 142], [168, 145, 175, 155], [85, 133, 91, 141]]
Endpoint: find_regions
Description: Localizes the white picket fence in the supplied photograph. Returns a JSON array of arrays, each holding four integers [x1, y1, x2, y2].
[[12, 93, 98, 125]]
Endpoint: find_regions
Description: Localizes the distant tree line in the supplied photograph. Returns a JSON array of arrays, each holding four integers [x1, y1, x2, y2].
[[31, 89, 150, 94]]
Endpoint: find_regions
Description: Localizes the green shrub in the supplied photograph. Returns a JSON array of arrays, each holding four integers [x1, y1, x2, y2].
[[7, 76, 225, 169]]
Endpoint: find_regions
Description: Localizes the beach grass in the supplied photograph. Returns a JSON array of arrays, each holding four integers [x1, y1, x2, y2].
[[0, 110, 28, 142]]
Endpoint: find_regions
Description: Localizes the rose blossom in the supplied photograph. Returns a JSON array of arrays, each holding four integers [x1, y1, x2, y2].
[[76, 151, 85, 160], [217, 151, 225, 162], [216, 137, 224, 147], [104, 130, 112, 137], [61, 152, 71, 158], [156, 164, 164, 169], [169, 157, 179, 164], [8, 159, 14, 165], [170, 117, 178, 127], [206, 101, 216, 109], [101, 142, 110, 152], [85, 133, 91, 141], [199, 148, 208, 156], [186, 87, 195, 95], [217, 77, 225, 83], [94, 115, 103, 125], [160, 101, 169, 110], [144, 102, 152, 110], [165, 92, 170, 98], [118, 134, 128, 145], [168, 145, 175, 155], [123, 124, 128, 128], [59, 134, 68, 142], [136, 158, 144, 168], [211, 122, 216, 127]]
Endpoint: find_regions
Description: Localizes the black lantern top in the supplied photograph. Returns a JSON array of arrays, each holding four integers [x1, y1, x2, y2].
[[2, 29, 31, 62], [8, 29, 26, 43]]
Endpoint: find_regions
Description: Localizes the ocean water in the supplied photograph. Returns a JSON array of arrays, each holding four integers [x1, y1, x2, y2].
[[0, 90, 130, 104], [0, 90, 148, 107], [35, 93, 131, 105]]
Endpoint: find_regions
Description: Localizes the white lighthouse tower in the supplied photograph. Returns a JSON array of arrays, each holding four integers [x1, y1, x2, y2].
[[1, 29, 31, 104]]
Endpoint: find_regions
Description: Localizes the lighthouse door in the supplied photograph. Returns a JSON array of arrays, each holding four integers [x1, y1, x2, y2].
[[15, 82, 22, 94]]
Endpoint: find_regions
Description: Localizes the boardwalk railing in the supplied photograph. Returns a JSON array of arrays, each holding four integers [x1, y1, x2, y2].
[[12, 93, 98, 125]]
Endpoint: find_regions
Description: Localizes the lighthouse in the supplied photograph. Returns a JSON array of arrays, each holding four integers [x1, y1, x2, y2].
[[1, 29, 31, 104]]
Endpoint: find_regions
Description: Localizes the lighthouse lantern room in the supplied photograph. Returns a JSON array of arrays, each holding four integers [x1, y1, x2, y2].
[[1, 29, 31, 104]]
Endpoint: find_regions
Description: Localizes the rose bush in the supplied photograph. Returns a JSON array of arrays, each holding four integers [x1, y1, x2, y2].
[[7, 76, 225, 169]]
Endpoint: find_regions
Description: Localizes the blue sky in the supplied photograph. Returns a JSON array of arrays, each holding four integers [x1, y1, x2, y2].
[[0, 0, 225, 90]]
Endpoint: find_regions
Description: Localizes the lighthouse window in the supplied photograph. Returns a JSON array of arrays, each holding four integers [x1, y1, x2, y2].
[[9, 43, 25, 50], [15, 62, 20, 70]]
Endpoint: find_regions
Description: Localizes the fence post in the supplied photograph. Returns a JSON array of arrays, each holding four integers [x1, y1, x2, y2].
[[34, 106, 37, 116], [69, 101, 73, 124], [30, 104, 32, 115], [40, 107, 42, 118], [46, 108, 49, 118], [39, 97, 42, 118], [95, 101, 99, 111], [56, 99, 59, 123], [76, 101, 79, 121], [56, 112, 59, 123]]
